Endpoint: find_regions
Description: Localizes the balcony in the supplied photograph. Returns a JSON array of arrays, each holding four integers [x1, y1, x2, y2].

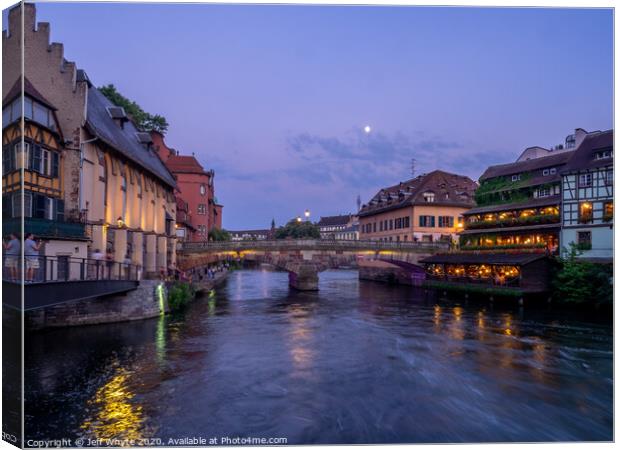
[[3, 217, 86, 240], [465, 212, 560, 230]]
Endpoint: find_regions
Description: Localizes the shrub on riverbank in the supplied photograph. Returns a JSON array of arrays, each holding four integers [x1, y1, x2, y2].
[[167, 282, 195, 311], [553, 245, 612, 305]]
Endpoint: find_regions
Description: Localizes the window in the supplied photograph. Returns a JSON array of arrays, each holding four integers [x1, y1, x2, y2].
[[543, 169, 549, 176], [33, 102, 49, 126], [2, 97, 56, 130], [579, 173, 592, 187], [438, 216, 454, 228], [604, 202, 613, 222], [389, 219, 393, 230], [379, 221, 383, 232], [511, 174, 521, 182], [197, 204, 207, 215], [606, 169, 613, 185], [33, 194, 60, 220], [577, 231, 592, 250], [12, 192, 32, 217], [550, 168, 557, 175], [537, 187, 550, 198], [200, 184, 206, 196], [121, 172, 127, 221], [423, 192, 435, 202], [595, 150, 613, 160], [14, 142, 30, 169], [578, 202, 593, 224], [373, 222, 376, 232], [404, 216, 410, 228], [419, 215, 435, 227]]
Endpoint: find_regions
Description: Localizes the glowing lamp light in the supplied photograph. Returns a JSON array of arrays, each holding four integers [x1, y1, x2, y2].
[[117, 216, 125, 228], [296, 216, 302, 223], [304, 209, 310, 218]]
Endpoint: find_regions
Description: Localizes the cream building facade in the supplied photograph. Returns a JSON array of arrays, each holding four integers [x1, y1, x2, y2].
[[3, 4, 177, 278]]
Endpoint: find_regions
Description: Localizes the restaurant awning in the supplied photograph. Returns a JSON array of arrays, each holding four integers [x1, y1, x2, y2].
[[420, 253, 549, 266]]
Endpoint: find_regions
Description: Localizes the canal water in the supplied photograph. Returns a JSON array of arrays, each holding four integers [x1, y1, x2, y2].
[[25, 270, 612, 444]]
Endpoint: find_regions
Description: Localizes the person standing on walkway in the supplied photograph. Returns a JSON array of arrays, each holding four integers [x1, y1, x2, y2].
[[24, 233, 41, 283], [92, 248, 104, 279], [3, 233, 20, 281]]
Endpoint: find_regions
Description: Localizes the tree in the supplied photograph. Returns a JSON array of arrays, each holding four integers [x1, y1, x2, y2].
[[275, 219, 320, 239], [208, 228, 231, 242], [99, 84, 169, 135], [553, 244, 612, 304]]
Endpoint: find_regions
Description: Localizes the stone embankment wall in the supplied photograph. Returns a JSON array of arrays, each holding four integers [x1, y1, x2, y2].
[[27, 280, 169, 330]]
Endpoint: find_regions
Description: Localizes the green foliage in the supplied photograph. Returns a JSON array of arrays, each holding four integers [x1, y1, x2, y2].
[[208, 228, 231, 241], [553, 244, 612, 304], [99, 84, 169, 134], [275, 219, 320, 239], [474, 174, 533, 207], [167, 282, 195, 311]]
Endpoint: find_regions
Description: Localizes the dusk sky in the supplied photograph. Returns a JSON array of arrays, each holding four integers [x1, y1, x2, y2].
[[8, 3, 613, 230]]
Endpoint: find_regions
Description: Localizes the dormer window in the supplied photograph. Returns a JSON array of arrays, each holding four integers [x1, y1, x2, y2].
[[543, 169, 549, 176], [595, 150, 613, 160], [135, 132, 153, 150], [511, 174, 521, 182], [423, 192, 435, 202], [107, 106, 129, 129], [550, 168, 556, 175]]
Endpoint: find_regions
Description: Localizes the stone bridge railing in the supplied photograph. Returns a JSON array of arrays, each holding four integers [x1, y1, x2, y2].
[[180, 239, 449, 254]]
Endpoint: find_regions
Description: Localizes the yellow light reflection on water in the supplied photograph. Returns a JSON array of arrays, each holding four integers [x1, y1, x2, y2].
[[80, 369, 144, 442]]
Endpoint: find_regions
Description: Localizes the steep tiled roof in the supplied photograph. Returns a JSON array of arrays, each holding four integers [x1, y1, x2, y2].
[[480, 151, 574, 181], [561, 130, 613, 173], [165, 155, 208, 175], [85, 85, 176, 188], [317, 215, 352, 227], [359, 170, 477, 217], [3, 77, 56, 110]]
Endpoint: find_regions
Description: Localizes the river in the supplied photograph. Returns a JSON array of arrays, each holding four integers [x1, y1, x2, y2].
[[24, 269, 612, 444]]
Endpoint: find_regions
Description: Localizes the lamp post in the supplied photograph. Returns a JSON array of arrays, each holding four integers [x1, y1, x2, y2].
[[304, 209, 310, 221], [296, 216, 302, 223]]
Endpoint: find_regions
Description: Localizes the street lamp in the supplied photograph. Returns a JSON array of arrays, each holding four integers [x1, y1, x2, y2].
[[296, 216, 302, 223], [304, 209, 310, 221]]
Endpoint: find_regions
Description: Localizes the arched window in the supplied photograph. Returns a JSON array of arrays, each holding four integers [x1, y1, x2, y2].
[[98, 153, 108, 221], [121, 169, 128, 222], [200, 184, 206, 196]]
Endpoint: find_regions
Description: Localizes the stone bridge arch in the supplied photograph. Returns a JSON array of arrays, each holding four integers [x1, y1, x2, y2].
[[178, 239, 448, 291]]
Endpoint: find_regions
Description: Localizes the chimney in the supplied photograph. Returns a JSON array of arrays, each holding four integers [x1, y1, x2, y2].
[[574, 128, 588, 148]]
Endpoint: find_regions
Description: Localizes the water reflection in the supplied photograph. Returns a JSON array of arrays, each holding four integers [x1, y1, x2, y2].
[[80, 368, 144, 441], [25, 270, 613, 443]]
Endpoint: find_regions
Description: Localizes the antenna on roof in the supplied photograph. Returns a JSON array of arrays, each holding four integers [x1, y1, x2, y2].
[[410, 158, 417, 177]]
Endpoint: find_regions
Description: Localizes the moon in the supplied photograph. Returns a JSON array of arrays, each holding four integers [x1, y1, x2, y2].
[[364, 125, 371, 134]]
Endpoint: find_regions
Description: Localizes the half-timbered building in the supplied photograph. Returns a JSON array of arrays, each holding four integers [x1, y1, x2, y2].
[[560, 130, 613, 261]]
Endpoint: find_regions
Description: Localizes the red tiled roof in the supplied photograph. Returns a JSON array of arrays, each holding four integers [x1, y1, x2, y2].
[[165, 155, 207, 174], [359, 170, 477, 217]]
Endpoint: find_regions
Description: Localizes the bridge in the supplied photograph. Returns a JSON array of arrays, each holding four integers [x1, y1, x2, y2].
[[179, 239, 448, 290]]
